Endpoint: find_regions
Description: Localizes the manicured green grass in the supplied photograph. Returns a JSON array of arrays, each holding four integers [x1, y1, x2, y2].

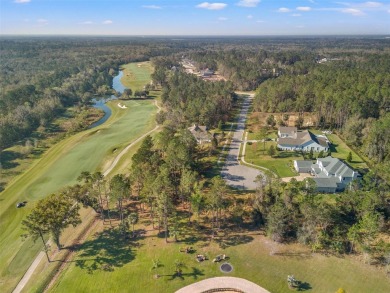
[[120, 62, 154, 91], [48, 223, 390, 293], [244, 141, 301, 177], [0, 99, 157, 293]]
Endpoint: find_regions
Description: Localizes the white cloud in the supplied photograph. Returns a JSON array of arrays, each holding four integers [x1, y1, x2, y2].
[[361, 1, 383, 8], [388, 9, 390, 13], [341, 8, 365, 15], [292, 13, 302, 17], [247, 14, 253, 19], [81, 21, 94, 25], [256, 20, 265, 23], [196, 2, 227, 10], [218, 17, 228, 21], [14, 0, 30, 3], [278, 7, 291, 13], [237, 0, 261, 7], [297, 6, 311, 11], [102, 20, 113, 24], [37, 19, 48, 25], [296, 25, 305, 28], [142, 5, 162, 9]]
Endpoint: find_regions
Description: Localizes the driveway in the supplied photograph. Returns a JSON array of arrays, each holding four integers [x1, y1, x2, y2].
[[221, 95, 262, 190]]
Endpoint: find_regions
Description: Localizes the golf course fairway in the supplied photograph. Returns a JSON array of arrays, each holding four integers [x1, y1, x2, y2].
[[0, 98, 157, 292]]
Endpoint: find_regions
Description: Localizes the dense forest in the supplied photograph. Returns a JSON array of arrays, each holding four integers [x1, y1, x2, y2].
[[157, 69, 236, 128]]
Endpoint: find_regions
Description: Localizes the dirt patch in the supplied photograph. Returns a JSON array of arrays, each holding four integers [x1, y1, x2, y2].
[[249, 112, 317, 132]]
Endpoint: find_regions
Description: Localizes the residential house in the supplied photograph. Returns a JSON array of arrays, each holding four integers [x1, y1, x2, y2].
[[200, 68, 214, 78], [277, 126, 329, 152], [294, 156, 359, 193], [187, 124, 212, 144]]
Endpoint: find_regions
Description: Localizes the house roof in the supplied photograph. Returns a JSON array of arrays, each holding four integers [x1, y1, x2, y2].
[[188, 124, 211, 141], [317, 156, 355, 177], [295, 160, 313, 168], [312, 178, 338, 189], [279, 126, 297, 134], [278, 130, 329, 148]]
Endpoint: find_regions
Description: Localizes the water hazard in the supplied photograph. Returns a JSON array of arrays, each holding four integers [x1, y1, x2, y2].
[[89, 71, 127, 129]]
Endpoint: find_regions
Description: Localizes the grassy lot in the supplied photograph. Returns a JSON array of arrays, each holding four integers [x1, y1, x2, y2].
[[326, 133, 368, 172], [120, 62, 154, 91], [48, 220, 390, 293], [244, 141, 302, 177]]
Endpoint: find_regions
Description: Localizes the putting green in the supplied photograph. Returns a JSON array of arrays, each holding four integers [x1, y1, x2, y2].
[[0, 99, 157, 292]]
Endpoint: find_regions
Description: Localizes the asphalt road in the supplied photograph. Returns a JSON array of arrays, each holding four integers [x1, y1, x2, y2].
[[221, 95, 262, 190]]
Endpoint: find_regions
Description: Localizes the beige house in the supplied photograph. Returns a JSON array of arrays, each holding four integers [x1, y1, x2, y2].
[[188, 124, 212, 144]]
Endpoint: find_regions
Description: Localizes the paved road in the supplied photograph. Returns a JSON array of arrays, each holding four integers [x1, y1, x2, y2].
[[176, 276, 270, 293], [221, 95, 262, 190]]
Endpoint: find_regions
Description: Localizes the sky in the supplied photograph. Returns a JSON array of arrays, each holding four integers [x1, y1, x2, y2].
[[0, 0, 389, 35]]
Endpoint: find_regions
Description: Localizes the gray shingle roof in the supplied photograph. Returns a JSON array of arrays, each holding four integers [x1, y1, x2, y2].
[[295, 160, 313, 168], [313, 178, 338, 188]]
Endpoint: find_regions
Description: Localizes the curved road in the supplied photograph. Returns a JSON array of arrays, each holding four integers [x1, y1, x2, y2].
[[221, 94, 262, 190]]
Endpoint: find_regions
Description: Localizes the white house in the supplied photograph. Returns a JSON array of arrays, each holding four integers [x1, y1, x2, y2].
[[277, 127, 329, 152], [294, 156, 359, 193]]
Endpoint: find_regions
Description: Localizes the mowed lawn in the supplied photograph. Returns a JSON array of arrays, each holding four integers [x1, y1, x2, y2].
[[120, 61, 154, 91], [0, 100, 157, 293], [49, 223, 390, 293], [245, 141, 301, 177]]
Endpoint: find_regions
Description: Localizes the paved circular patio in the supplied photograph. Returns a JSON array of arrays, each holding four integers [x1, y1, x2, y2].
[[175, 277, 270, 293]]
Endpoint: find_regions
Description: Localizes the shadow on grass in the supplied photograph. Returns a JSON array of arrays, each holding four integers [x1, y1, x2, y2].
[[297, 281, 312, 291], [72, 228, 136, 274], [272, 251, 312, 259], [167, 267, 205, 281], [276, 152, 303, 159], [0, 150, 22, 169], [215, 234, 254, 249]]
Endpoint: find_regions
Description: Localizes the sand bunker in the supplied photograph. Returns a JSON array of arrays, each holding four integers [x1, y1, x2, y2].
[[118, 103, 127, 109]]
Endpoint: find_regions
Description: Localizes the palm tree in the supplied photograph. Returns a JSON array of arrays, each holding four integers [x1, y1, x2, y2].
[[174, 260, 185, 277]]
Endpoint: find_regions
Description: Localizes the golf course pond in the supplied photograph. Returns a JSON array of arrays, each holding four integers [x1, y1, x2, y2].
[[89, 70, 126, 129]]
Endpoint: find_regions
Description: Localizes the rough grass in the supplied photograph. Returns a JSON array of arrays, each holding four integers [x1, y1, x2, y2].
[[244, 141, 301, 177], [0, 100, 157, 293], [48, 221, 390, 293], [120, 61, 154, 91]]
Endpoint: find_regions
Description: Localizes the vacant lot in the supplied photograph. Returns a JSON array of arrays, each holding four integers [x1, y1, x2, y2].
[[48, 220, 390, 293]]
